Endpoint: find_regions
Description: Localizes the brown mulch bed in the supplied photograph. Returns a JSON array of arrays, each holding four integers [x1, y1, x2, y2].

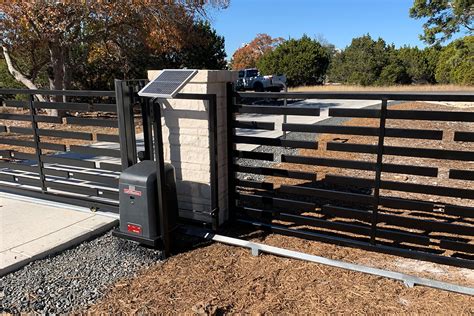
[[89, 101, 474, 314], [89, 237, 473, 314]]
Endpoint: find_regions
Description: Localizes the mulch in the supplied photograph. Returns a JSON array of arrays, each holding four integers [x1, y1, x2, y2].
[[88, 237, 473, 314], [89, 101, 474, 314]]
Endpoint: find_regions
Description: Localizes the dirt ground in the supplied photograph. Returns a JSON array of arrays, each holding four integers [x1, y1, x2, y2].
[[89, 233, 473, 314], [0, 107, 142, 155], [90, 101, 474, 314]]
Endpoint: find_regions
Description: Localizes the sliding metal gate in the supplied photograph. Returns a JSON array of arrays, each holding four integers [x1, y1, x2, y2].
[[0, 88, 122, 212], [228, 86, 474, 268]]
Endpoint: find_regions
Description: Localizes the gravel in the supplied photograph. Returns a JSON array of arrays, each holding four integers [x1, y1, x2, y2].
[[0, 230, 162, 314]]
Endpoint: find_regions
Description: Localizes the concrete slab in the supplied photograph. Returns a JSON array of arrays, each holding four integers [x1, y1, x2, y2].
[[1, 250, 31, 274], [0, 193, 118, 276]]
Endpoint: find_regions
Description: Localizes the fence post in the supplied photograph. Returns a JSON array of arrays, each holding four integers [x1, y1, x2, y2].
[[208, 94, 219, 230], [151, 100, 170, 257], [28, 94, 46, 192], [371, 99, 388, 244], [115, 80, 137, 170], [226, 82, 237, 223]]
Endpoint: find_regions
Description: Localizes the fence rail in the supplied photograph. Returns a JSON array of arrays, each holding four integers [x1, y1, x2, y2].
[[228, 87, 474, 268]]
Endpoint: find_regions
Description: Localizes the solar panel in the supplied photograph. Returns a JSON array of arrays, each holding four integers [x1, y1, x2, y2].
[[138, 69, 198, 98]]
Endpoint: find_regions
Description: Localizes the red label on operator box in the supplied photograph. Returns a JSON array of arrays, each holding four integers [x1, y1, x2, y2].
[[127, 223, 142, 234], [124, 187, 142, 197]]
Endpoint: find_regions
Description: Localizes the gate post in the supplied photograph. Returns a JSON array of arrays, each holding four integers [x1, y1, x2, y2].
[[226, 82, 236, 222], [115, 79, 137, 170], [146, 70, 238, 227]]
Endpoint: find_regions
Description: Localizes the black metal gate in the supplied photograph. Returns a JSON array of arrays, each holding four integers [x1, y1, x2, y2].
[[0, 88, 122, 212], [227, 86, 474, 268]]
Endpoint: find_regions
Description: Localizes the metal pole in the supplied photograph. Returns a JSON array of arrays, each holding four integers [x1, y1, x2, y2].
[[151, 100, 170, 257], [115, 80, 137, 170], [283, 83, 288, 139], [141, 98, 154, 161], [226, 83, 237, 223], [27, 94, 46, 192], [371, 99, 388, 244], [208, 95, 219, 230]]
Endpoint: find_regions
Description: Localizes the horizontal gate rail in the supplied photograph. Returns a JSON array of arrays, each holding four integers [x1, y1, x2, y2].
[[229, 85, 474, 268], [4, 100, 117, 112]]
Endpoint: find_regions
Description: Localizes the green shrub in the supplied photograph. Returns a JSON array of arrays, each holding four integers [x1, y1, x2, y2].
[[257, 35, 330, 87]]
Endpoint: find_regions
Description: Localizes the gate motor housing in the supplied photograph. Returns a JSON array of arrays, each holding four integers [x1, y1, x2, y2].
[[115, 160, 178, 247]]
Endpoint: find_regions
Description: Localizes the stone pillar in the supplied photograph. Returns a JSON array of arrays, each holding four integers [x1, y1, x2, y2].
[[147, 70, 237, 225]]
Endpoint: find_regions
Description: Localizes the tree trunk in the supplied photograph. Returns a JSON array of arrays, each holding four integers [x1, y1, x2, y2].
[[48, 42, 67, 117], [2, 45, 46, 102]]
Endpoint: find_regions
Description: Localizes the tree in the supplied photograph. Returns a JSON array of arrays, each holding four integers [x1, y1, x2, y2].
[[165, 21, 227, 70], [327, 34, 389, 86], [0, 1, 228, 94], [257, 35, 330, 86], [230, 34, 283, 70], [0, 59, 25, 89], [410, 0, 473, 44], [435, 36, 474, 84], [377, 47, 411, 85], [326, 51, 345, 83], [74, 20, 227, 90], [397, 46, 440, 83]]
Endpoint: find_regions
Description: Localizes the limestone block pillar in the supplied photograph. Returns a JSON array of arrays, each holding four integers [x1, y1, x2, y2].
[[147, 70, 237, 225]]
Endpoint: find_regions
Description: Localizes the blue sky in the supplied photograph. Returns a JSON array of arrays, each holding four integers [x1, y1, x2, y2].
[[209, 0, 462, 58]]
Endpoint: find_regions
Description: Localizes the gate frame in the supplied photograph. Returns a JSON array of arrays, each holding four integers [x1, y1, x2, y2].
[[0, 88, 119, 213]]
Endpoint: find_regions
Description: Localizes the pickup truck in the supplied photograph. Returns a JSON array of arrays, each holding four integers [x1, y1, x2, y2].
[[236, 68, 286, 92]]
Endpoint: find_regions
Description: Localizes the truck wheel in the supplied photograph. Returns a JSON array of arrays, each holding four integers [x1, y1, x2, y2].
[[253, 82, 264, 92]]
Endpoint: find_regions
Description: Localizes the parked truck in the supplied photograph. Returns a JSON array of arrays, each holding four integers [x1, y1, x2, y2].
[[236, 68, 286, 92]]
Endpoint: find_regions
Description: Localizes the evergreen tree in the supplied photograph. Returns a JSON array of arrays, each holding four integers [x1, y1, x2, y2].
[[258, 35, 330, 86]]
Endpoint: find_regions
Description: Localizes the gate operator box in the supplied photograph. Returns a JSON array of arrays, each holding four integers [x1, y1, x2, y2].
[[116, 160, 178, 246]]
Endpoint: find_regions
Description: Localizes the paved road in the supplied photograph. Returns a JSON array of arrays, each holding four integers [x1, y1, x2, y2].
[[235, 99, 380, 151]]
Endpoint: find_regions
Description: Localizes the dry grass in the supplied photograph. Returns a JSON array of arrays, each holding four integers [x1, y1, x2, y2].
[[290, 84, 474, 92]]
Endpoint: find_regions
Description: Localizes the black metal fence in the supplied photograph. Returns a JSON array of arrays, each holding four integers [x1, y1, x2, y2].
[[0, 88, 121, 212], [228, 87, 474, 268]]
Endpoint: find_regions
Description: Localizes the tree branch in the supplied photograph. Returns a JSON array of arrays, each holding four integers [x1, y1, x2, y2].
[[2, 44, 46, 102]]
